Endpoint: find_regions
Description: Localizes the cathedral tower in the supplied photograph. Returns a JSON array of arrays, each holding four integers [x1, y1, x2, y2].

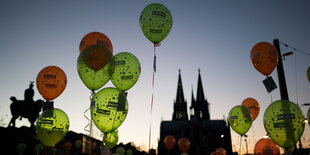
[[190, 69, 210, 120], [172, 70, 188, 121]]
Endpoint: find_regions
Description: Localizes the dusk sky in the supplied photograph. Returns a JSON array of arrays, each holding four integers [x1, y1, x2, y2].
[[1, 0, 310, 153]]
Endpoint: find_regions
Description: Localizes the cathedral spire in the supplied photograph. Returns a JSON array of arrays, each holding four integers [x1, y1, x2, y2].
[[176, 69, 185, 103], [195, 69, 210, 120], [191, 85, 195, 106], [196, 68, 205, 102], [172, 69, 188, 121]]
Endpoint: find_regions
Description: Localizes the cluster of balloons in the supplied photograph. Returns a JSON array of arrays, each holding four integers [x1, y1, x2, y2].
[[263, 100, 305, 150], [250, 42, 279, 77], [35, 66, 70, 147], [109, 147, 133, 155], [62, 140, 82, 153], [254, 138, 280, 155], [164, 135, 190, 153], [33, 143, 57, 155], [78, 32, 114, 91], [228, 98, 260, 137], [249, 41, 308, 152], [78, 31, 141, 92], [77, 31, 141, 149]]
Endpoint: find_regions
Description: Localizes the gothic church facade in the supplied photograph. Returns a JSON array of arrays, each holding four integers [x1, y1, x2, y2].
[[157, 70, 233, 155]]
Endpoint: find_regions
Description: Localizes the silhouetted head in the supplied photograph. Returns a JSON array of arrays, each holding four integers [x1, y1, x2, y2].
[[10, 96, 17, 102], [29, 82, 34, 88]]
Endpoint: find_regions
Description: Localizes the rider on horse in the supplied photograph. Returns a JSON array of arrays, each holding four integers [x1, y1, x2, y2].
[[8, 81, 43, 128], [24, 81, 35, 105]]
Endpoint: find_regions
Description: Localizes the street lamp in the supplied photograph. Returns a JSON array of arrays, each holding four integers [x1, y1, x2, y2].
[[282, 51, 293, 60]]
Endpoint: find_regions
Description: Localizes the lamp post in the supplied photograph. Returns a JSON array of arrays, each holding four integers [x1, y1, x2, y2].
[[273, 39, 289, 100], [273, 39, 302, 154]]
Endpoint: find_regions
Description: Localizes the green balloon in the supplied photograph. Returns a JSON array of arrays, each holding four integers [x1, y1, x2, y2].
[[91, 87, 128, 133], [126, 149, 133, 155], [36, 108, 70, 146], [17, 143, 26, 153], [228, 105, 252, 135], [139, 3, 173, 43], [34, 144, 44, 154], [264, 100, 305, 149], [103, 130, 119, 149], [77, 52, 115, 91], [111, 52, 141, 91], [116, 146, 125, 155], [75, 139, 82, 148]]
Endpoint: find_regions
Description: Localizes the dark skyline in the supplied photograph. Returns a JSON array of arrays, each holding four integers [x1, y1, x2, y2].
[[1, 0, 310, 153]]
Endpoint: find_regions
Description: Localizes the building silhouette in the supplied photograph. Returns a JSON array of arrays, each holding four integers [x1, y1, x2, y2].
[[157, 69, 233, 155]]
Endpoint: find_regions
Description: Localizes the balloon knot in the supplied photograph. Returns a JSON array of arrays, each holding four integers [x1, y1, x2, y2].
[[154, 43, 161, 47]]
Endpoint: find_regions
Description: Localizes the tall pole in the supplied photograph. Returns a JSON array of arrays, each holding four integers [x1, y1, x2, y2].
[[273, 39, 289, 100], [273, 39, 302, 154]]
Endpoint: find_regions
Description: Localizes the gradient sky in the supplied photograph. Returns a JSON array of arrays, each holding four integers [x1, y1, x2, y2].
[[1, 0, 310, 153]]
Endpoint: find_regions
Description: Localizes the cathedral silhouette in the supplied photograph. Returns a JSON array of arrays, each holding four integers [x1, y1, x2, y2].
[[157, 69, 233, 155]]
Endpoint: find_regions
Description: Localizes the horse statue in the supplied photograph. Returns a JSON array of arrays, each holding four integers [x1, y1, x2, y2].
[[8, 96, 44, 129]]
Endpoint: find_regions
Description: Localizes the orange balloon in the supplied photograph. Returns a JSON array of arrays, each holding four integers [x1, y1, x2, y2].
[[216, 147, 226, 155], [81, 45, 113, 71], [241, 98, 260, 121], [65, 141, 72, 151], [178, 138, 190, 153], [250, 42, 279, 76], [36, 66, 67, 100], [254, 138, 280, 155], [164, 135, 176, 150], [79, 32, 113, 53], [211, 151, 225, 155]]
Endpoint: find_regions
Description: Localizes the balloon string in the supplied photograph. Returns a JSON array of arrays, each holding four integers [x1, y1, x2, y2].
[[239, 135, 243, 155], [108, 133, 112, 147], [251, 124, 256, 143], [83, 107, 90, 133], [294, 51, 299, 105], [148, 43, 158, 154], [110, 105, 118, 138], [107, 92, 124, 146], [148, 94, 154, 154], [84, 91, 96, 135], [153, 44, 157, 73]]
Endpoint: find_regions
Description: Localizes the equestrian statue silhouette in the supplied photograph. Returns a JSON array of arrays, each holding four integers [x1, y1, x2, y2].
[[8, 82, 44, 129]]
